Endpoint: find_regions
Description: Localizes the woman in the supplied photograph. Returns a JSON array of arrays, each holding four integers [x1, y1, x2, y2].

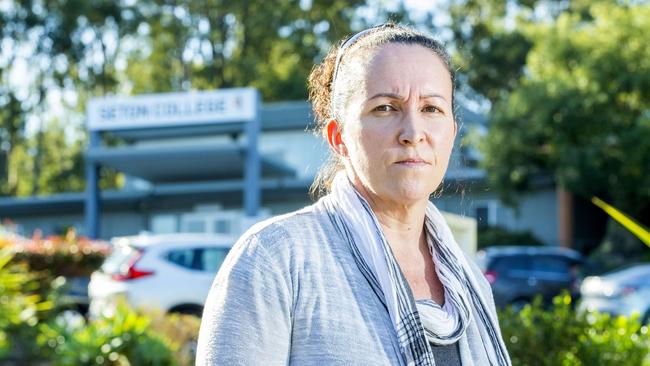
[[197, 23, 511, 366]]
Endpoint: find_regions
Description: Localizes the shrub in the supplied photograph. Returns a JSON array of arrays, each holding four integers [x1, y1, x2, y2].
[[1, 239, 189, 365], [39, 301, 177, 365], [148, 311, 202, 366], [478, 225, 544, 249], [0, 249, 55, 363], [10, 228, 111, 278], [499, 294, 650, 365]]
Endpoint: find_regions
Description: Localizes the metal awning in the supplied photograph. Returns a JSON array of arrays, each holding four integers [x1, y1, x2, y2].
[[86, 144, 294, 183], [0, 178, 313, 216]]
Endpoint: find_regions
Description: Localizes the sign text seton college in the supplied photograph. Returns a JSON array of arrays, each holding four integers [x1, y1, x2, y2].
[[87, 88, 257, 131]]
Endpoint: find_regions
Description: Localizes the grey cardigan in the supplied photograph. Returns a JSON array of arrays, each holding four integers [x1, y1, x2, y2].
[[197, 200, 501, 365]]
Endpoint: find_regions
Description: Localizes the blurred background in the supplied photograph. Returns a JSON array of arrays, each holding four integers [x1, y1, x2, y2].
[[0, 0, 649, 364]]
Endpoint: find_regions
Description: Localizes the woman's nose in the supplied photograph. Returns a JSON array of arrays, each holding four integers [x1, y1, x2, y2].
[[398, 110, 426, 146]]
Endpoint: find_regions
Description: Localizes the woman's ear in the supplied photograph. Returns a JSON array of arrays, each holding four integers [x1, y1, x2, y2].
[[326, 119, 347, 156]]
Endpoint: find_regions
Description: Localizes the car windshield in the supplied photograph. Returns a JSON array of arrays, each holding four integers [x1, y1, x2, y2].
[[531, 256, 571, 274], [101, 245, 139, 275]]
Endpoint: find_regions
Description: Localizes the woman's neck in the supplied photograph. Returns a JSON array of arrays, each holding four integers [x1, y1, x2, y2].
[[350, 176, 428, 250]]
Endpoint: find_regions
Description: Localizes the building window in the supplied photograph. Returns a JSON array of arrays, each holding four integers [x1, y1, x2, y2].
[[475, 206, 490, 227], [212, 220, 232, 234], [184, 220, 206, 233], [474, 200, 498, 228], [151, 215, 178, 234]]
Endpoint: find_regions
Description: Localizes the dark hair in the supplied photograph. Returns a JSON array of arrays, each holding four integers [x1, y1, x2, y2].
[[307, 23, 456, 199]]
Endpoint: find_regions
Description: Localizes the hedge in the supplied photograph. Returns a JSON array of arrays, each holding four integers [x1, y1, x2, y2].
[[500, 294, 650, 365]]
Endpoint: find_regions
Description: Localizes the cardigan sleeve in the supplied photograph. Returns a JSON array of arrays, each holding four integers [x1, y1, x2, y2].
[[196, 232, 293, 365]]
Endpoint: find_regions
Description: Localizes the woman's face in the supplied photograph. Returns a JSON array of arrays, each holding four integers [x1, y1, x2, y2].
[[336, 43, 456, 206]]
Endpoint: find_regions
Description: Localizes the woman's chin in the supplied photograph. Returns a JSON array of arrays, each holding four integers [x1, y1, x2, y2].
[[389, 182, 436, 205]]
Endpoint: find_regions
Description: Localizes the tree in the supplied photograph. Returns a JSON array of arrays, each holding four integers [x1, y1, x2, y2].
[[122, 0, 368, 100], [0, 0, 139, 196], [448, 0, 535, 104], [479, 2, 650, 263], [1, 0, 401, 196]]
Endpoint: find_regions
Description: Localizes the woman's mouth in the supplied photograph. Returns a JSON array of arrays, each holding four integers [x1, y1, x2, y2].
[[395, 158, 430, 166]]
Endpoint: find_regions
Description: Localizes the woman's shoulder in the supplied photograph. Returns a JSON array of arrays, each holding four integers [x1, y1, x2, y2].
[[243, 200, 331, 245], [226, 200, 335, 264]]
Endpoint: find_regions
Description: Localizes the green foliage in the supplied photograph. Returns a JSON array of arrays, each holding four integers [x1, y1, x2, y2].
[[0, 249, 55, 362], [122, 0, 366, 100], [481, 2, 650, 215], [6, 118, 90, 197], [500, 294, 650, 365], [39, 301, 177, 366], [478, 225, 543, 249], [449, 0, 538, 103], [456, 1, 650, 263], [0, 244, 192, 365], [1, 0, 386, 197], [148, 311, 202, 366], [0, 92, 27, 196]]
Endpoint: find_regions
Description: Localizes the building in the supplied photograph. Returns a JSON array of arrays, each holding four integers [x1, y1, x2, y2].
[[0, 89, 579, 247]]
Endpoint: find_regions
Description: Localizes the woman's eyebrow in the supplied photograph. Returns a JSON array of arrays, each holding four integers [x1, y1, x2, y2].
[[368, 92, 448, 101], [368, 92, 402, 100], [421, 93, 448, 101]]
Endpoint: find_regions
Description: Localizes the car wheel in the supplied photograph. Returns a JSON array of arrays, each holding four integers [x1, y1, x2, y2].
[[169, 304, 204, 318]]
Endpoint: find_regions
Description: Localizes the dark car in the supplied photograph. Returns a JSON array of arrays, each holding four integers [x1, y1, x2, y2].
[[476, 246, 584, 308]]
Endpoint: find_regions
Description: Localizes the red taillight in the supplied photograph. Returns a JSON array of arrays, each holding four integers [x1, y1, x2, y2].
[[111, 250, 154, 281], [485, 271, 498, 284]]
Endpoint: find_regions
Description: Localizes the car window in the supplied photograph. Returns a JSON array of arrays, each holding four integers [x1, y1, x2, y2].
[[491, 255, 529, 272], [531, 255, 570, 274], [166, 249, 197, 270], [200, 248, 230, 272], [165, 247, 229, 272]]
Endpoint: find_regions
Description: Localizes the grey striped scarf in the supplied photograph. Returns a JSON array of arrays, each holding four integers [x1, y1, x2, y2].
[[323, 173, 511, 366]]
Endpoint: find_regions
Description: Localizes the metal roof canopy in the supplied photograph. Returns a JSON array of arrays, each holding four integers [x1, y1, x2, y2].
[[85, 88, 263, 239], [86, 145, 294, 183], [1, 178, 312, 216]]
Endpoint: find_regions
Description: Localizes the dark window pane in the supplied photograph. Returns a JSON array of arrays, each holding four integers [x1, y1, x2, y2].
[[491, 255, 529, 272], [166, 249, 195, 270], [531, 256, 570, 274], [475, 207, 489, 227]]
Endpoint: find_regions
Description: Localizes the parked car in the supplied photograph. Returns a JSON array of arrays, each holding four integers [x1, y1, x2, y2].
[[579, 263, 650, 324], [88, 233, 234, 318], [475, 246, 584, 308]]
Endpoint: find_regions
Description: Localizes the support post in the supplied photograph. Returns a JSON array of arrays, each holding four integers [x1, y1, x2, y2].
[[85, 131, 101, 239], [243, 90, 261, 220]]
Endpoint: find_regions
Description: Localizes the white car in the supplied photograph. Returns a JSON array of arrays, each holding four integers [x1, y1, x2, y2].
[[579, 263, 650, 324], [88, 233, 234, 318]]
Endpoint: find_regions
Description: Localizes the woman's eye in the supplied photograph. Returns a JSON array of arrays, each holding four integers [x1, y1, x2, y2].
[[423, 105, 443, 114], [373, 104, 397, 112]]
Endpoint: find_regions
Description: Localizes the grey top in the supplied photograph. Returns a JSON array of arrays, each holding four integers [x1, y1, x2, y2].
[[432, 343, 462, 365], [197, 200, 499, 365]]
